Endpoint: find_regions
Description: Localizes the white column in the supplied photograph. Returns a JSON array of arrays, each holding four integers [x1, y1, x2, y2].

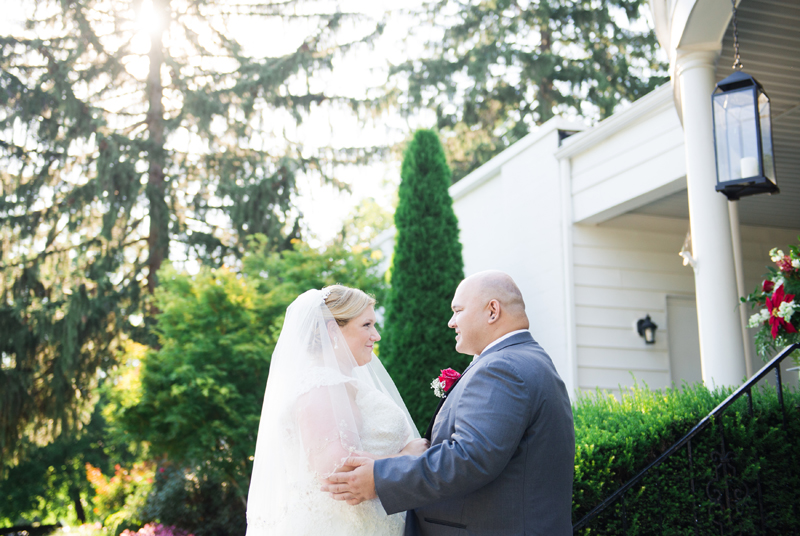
[[676, 49, 746, 387], [728, 200, 754, 378], [558, 157, 578, 398]]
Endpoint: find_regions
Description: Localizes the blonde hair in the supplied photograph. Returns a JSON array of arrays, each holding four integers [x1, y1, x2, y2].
[[323, 285, 376, 326]]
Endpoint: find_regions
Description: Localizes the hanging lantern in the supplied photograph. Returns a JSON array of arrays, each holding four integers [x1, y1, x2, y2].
[[711, 0, 778, 201], [712, 72, 778, 200]]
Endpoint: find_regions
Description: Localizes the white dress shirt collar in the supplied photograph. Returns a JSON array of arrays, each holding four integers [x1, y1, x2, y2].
[[473, 329, 530, 362]]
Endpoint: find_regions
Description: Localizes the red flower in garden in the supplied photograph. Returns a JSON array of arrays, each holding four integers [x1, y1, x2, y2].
[[765, 285, 797, 338], [763, 280, 774, 293]]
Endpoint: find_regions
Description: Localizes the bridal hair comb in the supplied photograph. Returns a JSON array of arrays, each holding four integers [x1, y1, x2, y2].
[[321, 288, 332, 304]]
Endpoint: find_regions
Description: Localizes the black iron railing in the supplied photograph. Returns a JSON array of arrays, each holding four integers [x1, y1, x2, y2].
[[573, 343, 800, 535]]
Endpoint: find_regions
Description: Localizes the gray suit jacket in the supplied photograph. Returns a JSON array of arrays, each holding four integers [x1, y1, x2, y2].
[[374, 332, 575, 536]]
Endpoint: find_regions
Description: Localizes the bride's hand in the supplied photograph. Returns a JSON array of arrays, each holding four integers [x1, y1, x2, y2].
[[400, 438, 430, 457]]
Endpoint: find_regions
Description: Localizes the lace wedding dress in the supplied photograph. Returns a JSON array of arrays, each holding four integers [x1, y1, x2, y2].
[[246, 290, 417, 536], [248, 374, 414, 535]]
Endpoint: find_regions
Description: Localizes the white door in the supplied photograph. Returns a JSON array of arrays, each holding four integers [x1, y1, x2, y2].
[[667, 295, 703, 387]]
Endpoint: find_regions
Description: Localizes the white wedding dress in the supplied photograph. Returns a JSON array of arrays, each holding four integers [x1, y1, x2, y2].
[[247, 374, 413, 535], [246, 290, 418, 536]]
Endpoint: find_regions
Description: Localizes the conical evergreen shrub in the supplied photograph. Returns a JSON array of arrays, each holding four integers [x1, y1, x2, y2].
[[382, 129, 467, 432]]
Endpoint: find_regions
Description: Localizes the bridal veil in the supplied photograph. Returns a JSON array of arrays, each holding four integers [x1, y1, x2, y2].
[[245, 289, 416, 533]]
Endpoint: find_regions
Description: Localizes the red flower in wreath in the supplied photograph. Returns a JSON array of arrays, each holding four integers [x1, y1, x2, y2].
[[765, 285, 797, 338], [777, 256, 794, 273], [763, 280, 775, 293]]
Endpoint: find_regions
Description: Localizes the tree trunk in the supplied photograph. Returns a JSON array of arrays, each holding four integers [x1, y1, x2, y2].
[[72, 489, 87, 523], [537, 27, 555, 124], [146, 0, 169, 294]]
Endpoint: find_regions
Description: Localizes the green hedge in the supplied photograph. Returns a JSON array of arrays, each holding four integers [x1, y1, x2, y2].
[[382, 129, 466, 432], [572, 382, 800, 534]]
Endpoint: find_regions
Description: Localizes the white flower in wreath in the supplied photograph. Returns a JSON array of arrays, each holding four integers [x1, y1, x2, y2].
[[777, 301, 798, 322], [792, 258, 800, 270], [769, 248, 785, 263], [748, 308, 771, 328]]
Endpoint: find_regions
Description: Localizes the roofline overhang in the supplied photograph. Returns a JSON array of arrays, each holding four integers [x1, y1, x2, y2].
[[448, 117, 586, 202], [554, 84, 675, 160]]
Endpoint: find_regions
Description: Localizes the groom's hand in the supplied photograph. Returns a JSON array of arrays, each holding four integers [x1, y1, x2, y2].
[[321, 456, 376, 505]]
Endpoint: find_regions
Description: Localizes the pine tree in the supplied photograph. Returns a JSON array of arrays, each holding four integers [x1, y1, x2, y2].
[[391, 0, 668, 182], [0, 0, 382, 467], [381, 129, 466, 432]]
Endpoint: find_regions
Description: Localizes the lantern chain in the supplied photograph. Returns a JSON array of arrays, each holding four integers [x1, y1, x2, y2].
[[731, 0, 743, 71]]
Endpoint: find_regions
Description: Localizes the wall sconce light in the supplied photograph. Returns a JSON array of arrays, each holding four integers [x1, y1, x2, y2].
[[637, 315, 658, 344]]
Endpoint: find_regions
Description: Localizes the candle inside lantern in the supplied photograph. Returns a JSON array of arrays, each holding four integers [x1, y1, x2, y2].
[[740, 156, 759, 178]]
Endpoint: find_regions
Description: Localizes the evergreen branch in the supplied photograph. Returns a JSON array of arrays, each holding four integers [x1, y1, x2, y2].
[[120, 120, 148, 136], [214, 9, 365, 20], [0, 234, 148, 271], [0, 142, 66, 167], [1, 0, 389, 465]]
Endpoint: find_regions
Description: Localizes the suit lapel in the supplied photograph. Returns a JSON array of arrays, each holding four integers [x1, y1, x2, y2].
[[423, 363, 472, 440]]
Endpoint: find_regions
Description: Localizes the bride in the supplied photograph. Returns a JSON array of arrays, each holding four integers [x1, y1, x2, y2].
[[245, 285, 427, 535]]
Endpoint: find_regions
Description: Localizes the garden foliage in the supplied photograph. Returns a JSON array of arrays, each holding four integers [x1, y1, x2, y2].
[[138, 466, 243, 536], [0, 388, 142, 528], [0, 0, 383, 467], [1, 237, 385, 533], [85, 462, 154, 535], [108, 238, 386, 535], [117, 265, 272, 499], [572, 381, 800, 534], [380, 129, 466, 432]]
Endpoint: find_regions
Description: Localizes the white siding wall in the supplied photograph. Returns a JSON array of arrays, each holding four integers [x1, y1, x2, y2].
[[572, 214, 692, 397], [451, 125, 575, 392], [564, 86, 686, 224], [572, 213, 800, 397]]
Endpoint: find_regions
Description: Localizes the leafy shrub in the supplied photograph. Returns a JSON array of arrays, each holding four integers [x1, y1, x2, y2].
[[0, 396, 125, 527], [573, 382, 800, 534], [140, 465, 244, 536], [85, 462, 154, 534]]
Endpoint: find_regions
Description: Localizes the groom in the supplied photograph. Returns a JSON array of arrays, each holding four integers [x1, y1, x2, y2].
[[323, 270, 575, 535]]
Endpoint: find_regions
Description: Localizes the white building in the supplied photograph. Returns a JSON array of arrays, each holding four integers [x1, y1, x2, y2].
[[375, 0, 800, 397]]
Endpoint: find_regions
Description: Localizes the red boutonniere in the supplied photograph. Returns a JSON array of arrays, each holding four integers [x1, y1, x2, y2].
[[431, 368, 461, 398]]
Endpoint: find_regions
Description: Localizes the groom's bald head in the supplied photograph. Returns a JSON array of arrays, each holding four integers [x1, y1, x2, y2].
[[449, 271, 529, 355], [467, 270, 526, 314]]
